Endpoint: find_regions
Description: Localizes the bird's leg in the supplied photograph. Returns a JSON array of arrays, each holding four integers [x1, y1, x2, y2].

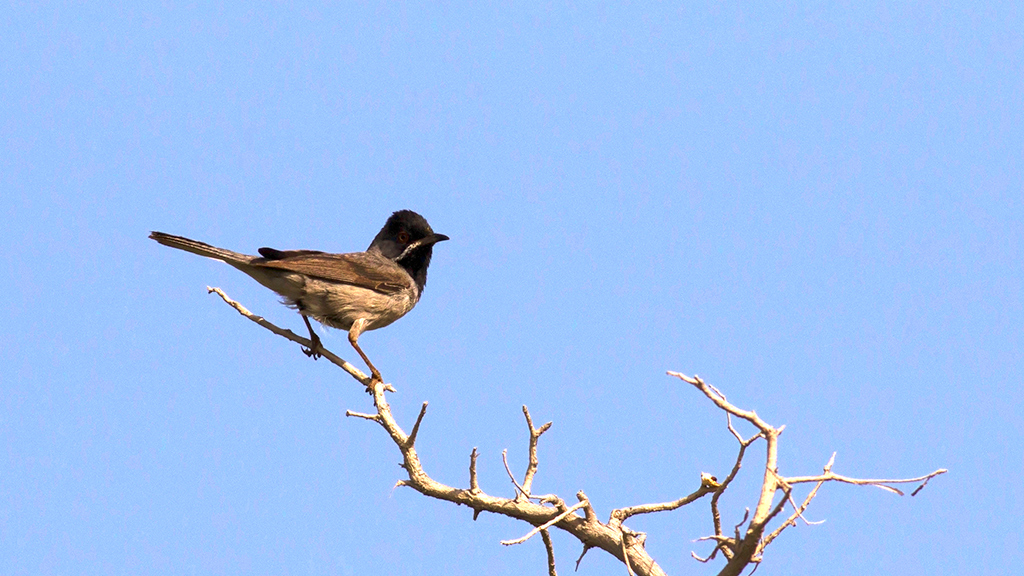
[[301, 315, 323, 359], [348, 318, 383, 385]]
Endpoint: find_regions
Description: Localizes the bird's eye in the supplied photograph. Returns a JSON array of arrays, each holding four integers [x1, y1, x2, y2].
[[397, 231, 411, 244]]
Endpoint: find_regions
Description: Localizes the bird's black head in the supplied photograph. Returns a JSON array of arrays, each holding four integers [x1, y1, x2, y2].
[[369, 210, 449, 291]]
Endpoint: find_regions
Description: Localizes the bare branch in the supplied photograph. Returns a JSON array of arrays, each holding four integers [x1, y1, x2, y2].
[[469, 448, 480, 493], [734, 508, 750, 536], [725, 414, 742, 443], [762, 485, 793, 531], [669, 372, 783, 516], [540, 529, 557, 576], [911, 473, 939, 496], [697, 534, 738, 545], [575, 545, 593, 571], [610, 481, 715, 527], [757, 480, 823, 554], [760, 453, 834, 549], [781, 468, 948, 495], [759, 453, 947, 557], [712, 437, 752, 541], [784, 488, 825, 527], [501, 500, 588, 546], [207, 287, 373, 385], [670, 371, 785, 575], [521, 405, 553, 496], [502, 449, 529, 499], [195, 296, 944, 576], [621, 533, 635, 576], [668, 371, 774, 435], [697, 408, 762, 565], [406, 402, 429, 448], [691, 548, 716, 563], [577, 490, 598, 524], [345, 410, 381, 423]]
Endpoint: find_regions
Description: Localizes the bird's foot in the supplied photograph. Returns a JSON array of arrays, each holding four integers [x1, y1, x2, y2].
[[303, 335, 324, 360], [363, 370, 384, 394]]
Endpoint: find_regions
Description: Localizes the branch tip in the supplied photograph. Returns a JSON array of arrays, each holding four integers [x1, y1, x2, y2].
[[406, 402, 429, 448], [575, 544, 592, 572], [346, 410, 381, 422], [469, 447, 480, 493], [522, 408, 552, 496], [502, 449, 529, 499]]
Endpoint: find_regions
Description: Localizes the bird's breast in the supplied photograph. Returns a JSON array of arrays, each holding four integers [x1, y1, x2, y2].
[[299, 279, 420, 332]]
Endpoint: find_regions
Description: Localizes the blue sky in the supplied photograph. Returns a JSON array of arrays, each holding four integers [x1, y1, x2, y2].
[[3, 2, 1021, 575]]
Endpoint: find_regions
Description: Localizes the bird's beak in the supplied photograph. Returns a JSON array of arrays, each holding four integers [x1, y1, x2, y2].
[[396, 233, 450, 262], [409, 233, 449, 250], [424, 233, 450, 245]]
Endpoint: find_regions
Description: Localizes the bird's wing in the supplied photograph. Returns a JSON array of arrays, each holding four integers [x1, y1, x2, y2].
[[254, 251, 412, 294]]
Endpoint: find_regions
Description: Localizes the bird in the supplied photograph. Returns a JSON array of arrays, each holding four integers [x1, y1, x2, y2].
[[150, 210, 449, 384]]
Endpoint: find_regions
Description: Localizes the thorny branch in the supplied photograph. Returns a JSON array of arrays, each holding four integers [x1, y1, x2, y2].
[[208, 290, 946, 576]]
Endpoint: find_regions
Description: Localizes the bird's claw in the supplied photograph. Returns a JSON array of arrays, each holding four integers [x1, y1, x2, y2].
[[362, 371, 385, 394], [303, 334, 324, 359]]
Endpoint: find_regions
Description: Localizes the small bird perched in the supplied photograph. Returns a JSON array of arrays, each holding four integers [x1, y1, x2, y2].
[[150, 210, 448, 384]]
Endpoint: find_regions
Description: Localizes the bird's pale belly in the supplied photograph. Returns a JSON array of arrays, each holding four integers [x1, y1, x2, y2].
[[297, 278, 419, 332]]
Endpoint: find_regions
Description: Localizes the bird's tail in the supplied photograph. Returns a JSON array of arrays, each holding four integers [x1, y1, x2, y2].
[[149, 232, 253, 265]]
